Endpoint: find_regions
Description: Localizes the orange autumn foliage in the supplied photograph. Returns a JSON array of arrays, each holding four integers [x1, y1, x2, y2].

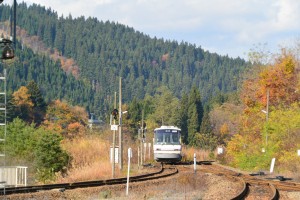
[[43, 100, 88, 137], [258, 53, 298, 106], [13, 86, 33, 107], [241, 51, 299, 109]]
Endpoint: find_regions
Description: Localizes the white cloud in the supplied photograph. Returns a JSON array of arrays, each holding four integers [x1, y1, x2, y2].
[[272, 0, 300, 30]]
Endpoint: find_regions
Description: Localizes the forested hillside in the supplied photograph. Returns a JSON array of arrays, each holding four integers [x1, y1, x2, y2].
[[0, 2, 249, 118]]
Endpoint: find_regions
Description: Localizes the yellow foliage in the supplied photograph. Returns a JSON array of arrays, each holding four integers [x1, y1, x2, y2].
[[13, 86, 33, 107], [220, 123, 229, 136], [277, 52, 295, 74], [278, 150, 300, 173], [227, 134, 244, 154]]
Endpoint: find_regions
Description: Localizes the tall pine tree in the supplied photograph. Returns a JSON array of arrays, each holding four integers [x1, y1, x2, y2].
[[176, 92, 189, 144], [187, 86, 204, 146], [26, 80, 47, 125]]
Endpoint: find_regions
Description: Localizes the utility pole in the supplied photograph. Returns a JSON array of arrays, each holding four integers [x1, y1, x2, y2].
[[112, 92, 117, 178], [140, 110, 144, 166], [118, 77, 123, 170], [266, 89, 269, 145], [266, 89, 269, 122], [13, 0, 16, 48]]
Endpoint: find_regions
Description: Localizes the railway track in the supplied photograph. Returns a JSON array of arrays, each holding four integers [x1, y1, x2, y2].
[[200, 162, 300, 199], [0, 164, 177, 196], [200, 163, 279, 199], [1, 161, 300, 199]]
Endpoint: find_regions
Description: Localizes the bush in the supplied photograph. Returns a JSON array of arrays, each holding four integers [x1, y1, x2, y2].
[[34, 129, 69, 183]]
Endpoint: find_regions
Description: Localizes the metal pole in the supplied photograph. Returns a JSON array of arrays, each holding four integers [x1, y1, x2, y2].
[[13, 0, 17, 48], [140, 110, 144, 166], [266, 89, 269, 146], [118, 77, 123, 170], [266, 89, 269, 121], [3, 68, 7, 195], [112, 92, 117, 178]]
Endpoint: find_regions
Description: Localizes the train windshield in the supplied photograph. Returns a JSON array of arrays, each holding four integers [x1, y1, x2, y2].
[[154, 129, 180, 145]]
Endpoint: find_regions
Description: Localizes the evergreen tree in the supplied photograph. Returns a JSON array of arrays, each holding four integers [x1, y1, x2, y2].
[[176, 92, 189, 144], [6, 94, 18, 122], [187, 86, 204, 146], [197, 111, 217, 150], [34, 129, 69, 182], [127, 97, 142, 135], [26, 80, 47, 125], [200, 111, 212, 135]]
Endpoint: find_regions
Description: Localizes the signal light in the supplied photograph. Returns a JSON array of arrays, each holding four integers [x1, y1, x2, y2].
[[111, 109, 118, 120], [1, 38, 14, 60]]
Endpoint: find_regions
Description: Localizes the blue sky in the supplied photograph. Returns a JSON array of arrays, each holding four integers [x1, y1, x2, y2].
[[8, 0, 300, 60]]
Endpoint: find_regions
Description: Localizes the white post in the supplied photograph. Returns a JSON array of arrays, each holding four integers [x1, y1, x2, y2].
[[144, 143, 147, 162], [194, 153, 196, 173], [126, 148, 132, 196], [270, 158, 276, 173], [15, 167, 18, 187], [25, 167, 27, 186], [138, 147, 140, 168], [148, 143, 151, 159]]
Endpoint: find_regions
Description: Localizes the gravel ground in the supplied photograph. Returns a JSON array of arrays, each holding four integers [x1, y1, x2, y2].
[[4, 165, 300, 200], [4, 166, 241, 200]]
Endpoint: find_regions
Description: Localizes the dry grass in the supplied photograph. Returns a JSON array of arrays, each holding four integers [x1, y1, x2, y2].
[[57, 135, 122, 182], [182, 146, 211, 161], [56, 131, 216, 183]]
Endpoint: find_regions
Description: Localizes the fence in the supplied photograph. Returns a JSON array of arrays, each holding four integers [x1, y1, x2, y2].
[[0, 166, 27, 187]]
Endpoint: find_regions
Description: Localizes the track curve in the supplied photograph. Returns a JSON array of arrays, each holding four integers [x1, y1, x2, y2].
[[0, 164, 178, 196]]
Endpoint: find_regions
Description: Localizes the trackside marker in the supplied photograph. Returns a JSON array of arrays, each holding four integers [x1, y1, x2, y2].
[[194, 153, 196, 173], [126, 148, 132, 196], [270, 158, 276, 173]]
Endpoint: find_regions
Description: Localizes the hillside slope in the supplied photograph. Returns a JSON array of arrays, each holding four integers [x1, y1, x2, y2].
[[0, 2, 250, 118]]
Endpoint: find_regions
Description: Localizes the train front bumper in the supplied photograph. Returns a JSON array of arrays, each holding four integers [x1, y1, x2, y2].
[[154, 150, 182, 161]]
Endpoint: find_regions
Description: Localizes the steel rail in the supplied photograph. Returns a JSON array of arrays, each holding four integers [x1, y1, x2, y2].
[[200, 162, 280, 200], [269, 183, 280, 200], [0, 165, 178, 195], [230, 177, 249, 200]]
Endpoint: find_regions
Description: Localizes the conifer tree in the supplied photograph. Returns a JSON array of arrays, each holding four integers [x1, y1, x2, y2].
[[176, 93, 189, 144], [26, 80, 47, 125], [187, 86, 204, 146]]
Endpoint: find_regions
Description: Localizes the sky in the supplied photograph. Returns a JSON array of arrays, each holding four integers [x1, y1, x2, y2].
[[6, 0, 300, 60]]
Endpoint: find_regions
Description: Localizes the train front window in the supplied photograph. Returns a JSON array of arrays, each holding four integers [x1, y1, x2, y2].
[[155, 129, 180, 145], [156, 132, 164, 143]]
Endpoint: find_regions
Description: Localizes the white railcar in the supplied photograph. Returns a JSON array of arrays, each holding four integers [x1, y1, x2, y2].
[[153, 126, 182, 162]]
